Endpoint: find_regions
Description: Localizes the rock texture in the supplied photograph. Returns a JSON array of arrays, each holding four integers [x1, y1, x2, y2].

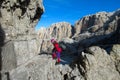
[[0, 0, 44, 80], [74, 11, 113, 34], [110, 44, 120, 74], [0, 0, 44, 40], [38, 22, 74, 40], [73, 10, 120, 44], [84, 46, 120, 80], [72, 9, 120, 52]]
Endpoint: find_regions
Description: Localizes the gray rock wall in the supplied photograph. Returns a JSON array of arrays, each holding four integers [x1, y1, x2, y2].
[[0, 0, 44, 80], [38, 22, 74, 40], [74, 10, 120, 36], [84, 46, 120, 80], [0, 0, 44, 40], [1, 41, 17, 71]]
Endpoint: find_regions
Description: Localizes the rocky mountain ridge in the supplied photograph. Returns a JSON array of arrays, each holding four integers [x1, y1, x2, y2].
[[36, 9, 120, 80], [38, 9, 120, 53]]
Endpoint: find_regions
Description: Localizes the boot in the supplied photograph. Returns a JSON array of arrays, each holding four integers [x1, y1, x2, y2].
[[57, 58, 60, 63]]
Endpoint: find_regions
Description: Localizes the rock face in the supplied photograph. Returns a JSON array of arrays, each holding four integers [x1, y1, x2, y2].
[[84, 46, 120, 80], [1, 0, 44, 40], [72, 9, 120, 51], [73, 10, 120, 43], [0, 0, 44, 80], [74, 11, 113, 34], [38, 22, 74, 40]]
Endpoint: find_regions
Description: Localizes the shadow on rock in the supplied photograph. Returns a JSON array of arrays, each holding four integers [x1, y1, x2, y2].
[[0, 24, 6, 80]]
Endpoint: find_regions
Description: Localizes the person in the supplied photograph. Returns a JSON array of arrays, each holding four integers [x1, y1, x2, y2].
[[51, 38, 62, 63]]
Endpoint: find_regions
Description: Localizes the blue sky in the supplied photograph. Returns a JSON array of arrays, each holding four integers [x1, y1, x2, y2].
[[35, 0, 120, 30]]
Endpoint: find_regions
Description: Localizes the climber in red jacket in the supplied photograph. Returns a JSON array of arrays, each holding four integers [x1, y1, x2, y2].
[[51, 38, 62, 63]]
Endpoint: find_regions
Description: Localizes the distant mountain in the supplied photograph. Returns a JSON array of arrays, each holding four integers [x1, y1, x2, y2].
[[38, 9, 120, 53], [38, 9, 120, 40]]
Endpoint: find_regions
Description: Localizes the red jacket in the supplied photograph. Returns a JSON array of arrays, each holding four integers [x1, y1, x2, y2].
[[53, 42, 62, 52]]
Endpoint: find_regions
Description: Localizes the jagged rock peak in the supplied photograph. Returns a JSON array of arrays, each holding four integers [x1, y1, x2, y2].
[[38, 22, 74, 41], [74, 9, 120, 35]]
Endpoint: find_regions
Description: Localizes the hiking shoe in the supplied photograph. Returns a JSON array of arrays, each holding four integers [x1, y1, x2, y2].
[[55, 61, 60, 65]]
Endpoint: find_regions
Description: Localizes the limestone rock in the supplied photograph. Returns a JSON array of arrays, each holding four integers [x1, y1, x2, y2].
[[1, 41, 17, 72], [9, 55, 73, 80], [74, 10, 120, 40], [78, 46, 120, 80], [0, 0, 44, 80], [0, 0, 44, 40], [73, 10, 120, 52], [38, 22, 74, 41], [110, 44, 120, 59], [110, 44, 120, 73]]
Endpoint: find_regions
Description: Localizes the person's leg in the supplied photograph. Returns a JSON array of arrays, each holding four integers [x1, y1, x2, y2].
[[56, 51, 60, 63], [52, 52, 56, 59]]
